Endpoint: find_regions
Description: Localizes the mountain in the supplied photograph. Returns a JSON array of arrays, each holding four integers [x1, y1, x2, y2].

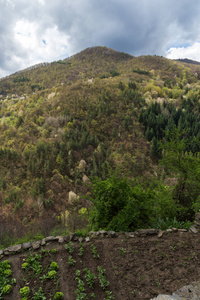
[[175, 58, 200, 65], [1, 46, 200, 247]]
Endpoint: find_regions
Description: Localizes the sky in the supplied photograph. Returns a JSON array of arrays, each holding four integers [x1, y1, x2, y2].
[[1, 0, 200, 78]]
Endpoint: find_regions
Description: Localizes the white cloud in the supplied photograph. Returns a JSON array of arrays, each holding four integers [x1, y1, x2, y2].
[[12, 19, 70, 70], [166, 42, 200, 62]]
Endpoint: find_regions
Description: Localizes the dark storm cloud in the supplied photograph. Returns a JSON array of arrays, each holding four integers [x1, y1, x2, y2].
[[0, 0, 200, 77]]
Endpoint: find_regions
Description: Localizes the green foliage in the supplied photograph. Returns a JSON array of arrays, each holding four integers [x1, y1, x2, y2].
[[154, 217, 192, 230], [133, 68, 150, 75], [89, 174, 155, 231], [97, 266, 109, 290], [20, 286, 30, 298], [0, 260, 15, 298], [90, 244, 99, 259], [2, 284, 12, 295], [160, 129, 200, 221], [49, 262, 59, 271], [54, 292, 64, 300], [13, 76, 30, 83], [109, 70, 120, 77], [48, 270, 57, 279], [32, 287, 46, 300], [67, 256, 76, 266], [65, 241, 74, 254], [84, 268, 96, 289]]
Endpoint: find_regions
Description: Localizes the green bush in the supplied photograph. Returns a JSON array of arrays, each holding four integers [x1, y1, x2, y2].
[[89, 174, 155, 231]]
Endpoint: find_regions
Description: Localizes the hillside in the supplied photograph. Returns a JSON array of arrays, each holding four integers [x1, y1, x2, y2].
[[1, 46, 200, 248]]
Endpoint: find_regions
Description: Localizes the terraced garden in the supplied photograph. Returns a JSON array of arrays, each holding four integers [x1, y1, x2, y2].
[[1, 231, 200, 299]]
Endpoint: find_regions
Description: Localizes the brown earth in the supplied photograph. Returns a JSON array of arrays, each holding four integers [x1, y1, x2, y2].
[[3, 231, 200, 300]]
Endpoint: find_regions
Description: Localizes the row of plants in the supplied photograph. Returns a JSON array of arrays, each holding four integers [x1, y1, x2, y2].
[[20, 249, 63, 299], [0, 260, 16, 299], [64, 241, 115, 299]]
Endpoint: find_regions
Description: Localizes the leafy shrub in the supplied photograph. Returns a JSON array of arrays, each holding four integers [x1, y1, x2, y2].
[[89, 174, 155, 231]]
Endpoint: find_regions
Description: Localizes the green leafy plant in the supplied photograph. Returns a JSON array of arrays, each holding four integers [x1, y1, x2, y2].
[[32, 287, 46, 300], [75, 270, 87, 300], [67, 255, 76, 266], [105, 290, 115, 299], [49, 262, 59, 271], [0, 260, 15, 298], [97, 266, 109, 290], [22, 253, 42, 275], [84, 268, 96, 289], [78, 242, 84, 257], [65, 241, 74, 254], [54, 292, 64, 300], [20, 286, 30, 299], [90, 244, 99, 259], [91, 292, 95, 299], [2, 284, 12, 295], [48, 270, 57, 279], [119, 248, 126, 256], [154, 217, 192, 230]]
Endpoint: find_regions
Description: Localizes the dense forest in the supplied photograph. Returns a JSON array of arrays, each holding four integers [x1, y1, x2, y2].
[[1, 46, 200, 248]]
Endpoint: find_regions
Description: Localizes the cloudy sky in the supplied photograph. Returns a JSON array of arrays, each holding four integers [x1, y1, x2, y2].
[[0, 0, 200, 78]]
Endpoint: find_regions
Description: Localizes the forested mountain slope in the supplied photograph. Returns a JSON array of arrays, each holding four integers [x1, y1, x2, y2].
[[1, 46, 200, 247]]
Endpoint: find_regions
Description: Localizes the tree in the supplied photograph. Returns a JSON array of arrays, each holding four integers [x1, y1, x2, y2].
[[89, 174, 154, 231], [160, 129, 200, 220]]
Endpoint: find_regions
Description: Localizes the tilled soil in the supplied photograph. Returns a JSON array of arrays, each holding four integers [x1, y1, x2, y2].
[[3, 231, 200, 300]]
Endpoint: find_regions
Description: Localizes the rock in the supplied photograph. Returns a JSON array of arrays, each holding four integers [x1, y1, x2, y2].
[[41, 239, 46, 246], [158, 230, 164, 238], [173, 281, 200, 299], [32, 240, 41, 250], [78, 237, 84, 243], [0, 249, 3, 255], [178, 229, 187, 232], [189, 226, 198, 234], [44, 236, 57, 242], [99, 230, 107, 237], [151, 295, 183, 299], [166, 229, 173, 233], [172, 228, 178, 232], [94, 231, 100, 236], [22, 242, 32, 250], [137, 229, 158, 236], [85, 237, 90, 242], [56, 236, 65, 243], [6, 244, 22, 253], [194, 221, 200, 227], [108, 231, 117, 238], [129, 233, 135, 238]]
